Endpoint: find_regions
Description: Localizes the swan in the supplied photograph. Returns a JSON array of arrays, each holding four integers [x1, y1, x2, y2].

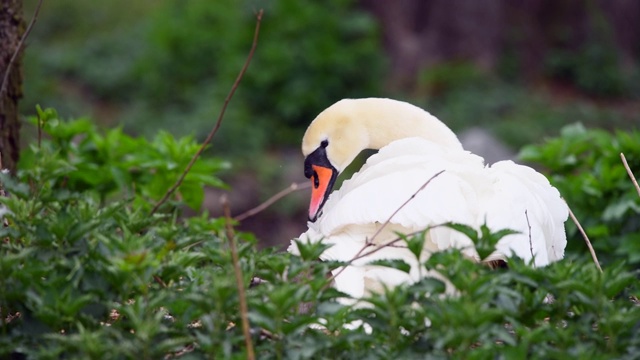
[[288, 98, 568, 300]]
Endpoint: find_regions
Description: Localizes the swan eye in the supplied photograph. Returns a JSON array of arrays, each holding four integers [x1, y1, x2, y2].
[[313, 171, 319, 188], [320, 140, 328, 148]]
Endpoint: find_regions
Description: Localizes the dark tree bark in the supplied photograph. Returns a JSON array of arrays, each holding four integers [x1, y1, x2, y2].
[[0, 0, 24, 174]]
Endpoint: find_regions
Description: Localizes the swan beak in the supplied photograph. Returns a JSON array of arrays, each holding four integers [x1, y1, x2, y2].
[[308, 164, 337, 222]]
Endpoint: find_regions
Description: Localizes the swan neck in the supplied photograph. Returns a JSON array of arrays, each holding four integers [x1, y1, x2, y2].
[[359, 102, 463, 151]]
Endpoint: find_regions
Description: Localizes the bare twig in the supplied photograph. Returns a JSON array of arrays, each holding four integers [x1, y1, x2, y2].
[[222, 195, 255, 360], [152, 275, 167, 288], [525, 209, 534, 261], [325, 224, 456, 288], [150, 9, 264, 215], [349, 229, 429, 264], [234, 181, 311, 222], [328, 170, 445, 281], [367, 170, 445, 244], [325, 230, 424, 288], [566, 201, 603, 273], [621, 153, 640, 199], [0, 0, 45, 111]]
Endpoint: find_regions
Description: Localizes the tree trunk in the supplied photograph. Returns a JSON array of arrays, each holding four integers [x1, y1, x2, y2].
[[0, 0, 24, 174]]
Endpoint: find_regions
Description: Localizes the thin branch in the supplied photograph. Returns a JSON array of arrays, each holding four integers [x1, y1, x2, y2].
[[323, 172, 445, 287], [621, 153, 640, 199], [0, 0, 45, 111], [325, 225, 455, 288], [566, 201, 603, 273], [150, 9, 264, 215], [324, 171, 445, 284], [350, 229, 429, 264], [152, 275, 167, 288], [525, 209, 534, 261], [325, 231, 421, 287], [222, 195, 255, 360], [234, 181, 311, 221]]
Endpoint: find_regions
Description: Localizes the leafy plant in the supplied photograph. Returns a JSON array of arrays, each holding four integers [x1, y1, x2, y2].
[[520, 123, 640, 266], [1, 112, 638, 359], [21, 106, 229, 210]]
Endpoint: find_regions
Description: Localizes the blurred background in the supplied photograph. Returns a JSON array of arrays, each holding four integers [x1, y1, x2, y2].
[[20, 0, 640, 248]]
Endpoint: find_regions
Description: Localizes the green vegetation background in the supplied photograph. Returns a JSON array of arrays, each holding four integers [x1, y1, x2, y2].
[[23, 0, 639, 156], [22, 0, 639, 245], [3, 0, 639, 357]]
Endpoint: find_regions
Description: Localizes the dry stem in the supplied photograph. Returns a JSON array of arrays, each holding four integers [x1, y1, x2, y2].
[[325, 225, 455, 287], [0, 0, 45, 112], [152, 275, 167, 288], [150, 9, 264, 215], [566, 201, 603, 273], [525, 209, 534, 261], [620, 153, 640, 198], [367, 170, 445, 244], [234, 181, 310, 221], [222, 195, 255, 360]]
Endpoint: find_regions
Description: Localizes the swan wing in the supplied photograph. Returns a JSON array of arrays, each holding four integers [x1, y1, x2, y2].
[[480, 161, 568, 266], [316, 138, 486, 254]]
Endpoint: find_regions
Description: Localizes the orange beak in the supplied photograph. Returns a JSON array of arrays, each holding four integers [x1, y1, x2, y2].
[[308, 164, 336, 221]]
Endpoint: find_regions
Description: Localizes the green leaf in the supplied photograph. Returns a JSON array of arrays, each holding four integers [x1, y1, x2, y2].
[[442, 222, 478, 243], [560, 122, 587, 138], [292, 239, 332, 261], [403, 230, 427, 261], [179, 182, 205, 210], [367, 259, 412, 274]]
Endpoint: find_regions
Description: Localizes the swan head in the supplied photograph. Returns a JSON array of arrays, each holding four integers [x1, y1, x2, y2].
[[302, 100, 369, 221], [301, 98, 462, 222]]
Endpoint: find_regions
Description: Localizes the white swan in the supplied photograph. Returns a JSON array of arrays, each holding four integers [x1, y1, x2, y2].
[[288, 98, 568, 300]]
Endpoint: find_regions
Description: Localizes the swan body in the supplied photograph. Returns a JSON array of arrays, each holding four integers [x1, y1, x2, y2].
[[288, 98, 568, 300]]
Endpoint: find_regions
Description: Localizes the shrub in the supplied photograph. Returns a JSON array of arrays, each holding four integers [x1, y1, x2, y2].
[[520, 123, 640, 266], [1, 112, 638, 358]]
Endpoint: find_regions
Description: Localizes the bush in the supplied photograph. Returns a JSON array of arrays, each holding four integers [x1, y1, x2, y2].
[[520, 123, 640, 266], [1, 112, 638, 358]]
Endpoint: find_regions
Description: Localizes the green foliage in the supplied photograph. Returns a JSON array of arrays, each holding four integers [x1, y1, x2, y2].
[[443, 222, 520, 261], [22, 107, 229, 210], [2, 112, 639, 358], [417, 71, 634, 150], [520, 123, 640, 265], [545, 42, 627, 97], [23, 0, 384, 157]]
